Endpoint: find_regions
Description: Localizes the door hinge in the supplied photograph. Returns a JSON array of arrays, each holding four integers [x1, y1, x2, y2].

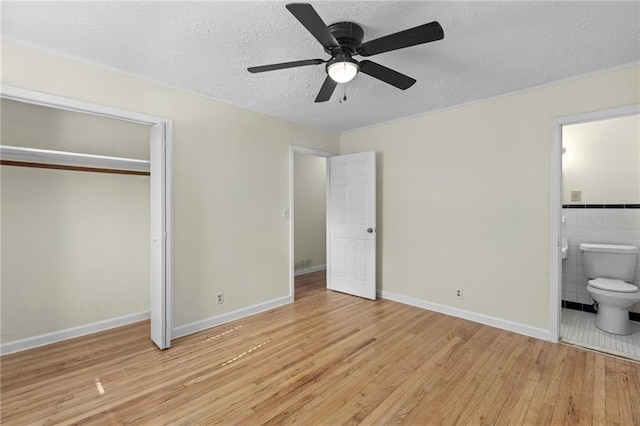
[[164, 231, 168, 240]]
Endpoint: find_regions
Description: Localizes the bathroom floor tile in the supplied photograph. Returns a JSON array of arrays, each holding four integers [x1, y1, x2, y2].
[[560, 308, 640, 361]]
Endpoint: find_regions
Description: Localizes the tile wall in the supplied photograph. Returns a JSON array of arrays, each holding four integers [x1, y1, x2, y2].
[[562, 206, 640, 312]]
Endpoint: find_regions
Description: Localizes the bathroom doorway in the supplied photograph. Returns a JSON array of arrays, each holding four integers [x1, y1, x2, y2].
[[551, 105, 640, 360]]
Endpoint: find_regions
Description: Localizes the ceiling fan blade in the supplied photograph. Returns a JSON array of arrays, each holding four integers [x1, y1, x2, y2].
[[315, 75, 337, 102], [286, 3, 340, 49], [359, 60, 416, 90], [359, 21, 444, 57], [248, 58, 325, 73]]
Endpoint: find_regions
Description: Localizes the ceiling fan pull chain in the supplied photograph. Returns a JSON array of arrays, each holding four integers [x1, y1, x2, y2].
[[339, 84, 347, 103]]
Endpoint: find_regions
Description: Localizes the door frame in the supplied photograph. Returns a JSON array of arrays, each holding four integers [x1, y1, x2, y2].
[[0, 85, 173, 349], [549, 103, 640, 342], [289, 145, 336, 298]]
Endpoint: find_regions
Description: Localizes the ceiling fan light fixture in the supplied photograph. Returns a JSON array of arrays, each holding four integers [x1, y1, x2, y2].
[[327, 57, 359, 83], [247, 3, 445, 102]]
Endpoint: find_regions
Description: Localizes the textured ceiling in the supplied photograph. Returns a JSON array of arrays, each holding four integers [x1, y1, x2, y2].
[[2, 1, 639, 133]]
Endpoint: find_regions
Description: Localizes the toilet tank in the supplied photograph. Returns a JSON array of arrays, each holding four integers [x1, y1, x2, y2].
[[579, 243, 638, 282]]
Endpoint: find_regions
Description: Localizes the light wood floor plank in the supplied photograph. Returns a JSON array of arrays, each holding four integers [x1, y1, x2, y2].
[[576, 350, 595, 424], [2, 270, 639, 424], [616, 358, 634, 425], [563, 346, 586, 424], [593, 354, 607, 425], [626, 358, 640, 425], [605, 356, 621, 424], [535, 343, 569, 424]]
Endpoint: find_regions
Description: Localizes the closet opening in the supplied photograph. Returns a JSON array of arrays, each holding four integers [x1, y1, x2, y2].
[[0, 86, 173, 353]]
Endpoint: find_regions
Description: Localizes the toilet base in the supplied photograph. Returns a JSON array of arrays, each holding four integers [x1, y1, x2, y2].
[[595, 304, 631, 335]]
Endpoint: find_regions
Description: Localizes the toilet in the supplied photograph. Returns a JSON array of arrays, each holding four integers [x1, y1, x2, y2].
[[580, 243, 640, 335]]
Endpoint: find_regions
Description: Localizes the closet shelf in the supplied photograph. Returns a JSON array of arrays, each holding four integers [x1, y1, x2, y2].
[[0, 145, 150, 176]]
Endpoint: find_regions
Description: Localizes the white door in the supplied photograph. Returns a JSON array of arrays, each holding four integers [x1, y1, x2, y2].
[[150, 123, 169, 349], [327, 151, 377, 299]]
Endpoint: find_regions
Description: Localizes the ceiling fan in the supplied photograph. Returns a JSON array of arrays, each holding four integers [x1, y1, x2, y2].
[[247, 3, 444, 103]]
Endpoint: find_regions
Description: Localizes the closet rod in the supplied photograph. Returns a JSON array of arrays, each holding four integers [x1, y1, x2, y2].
[[0, 145, 150, 175], [0, 160, 150, 176]]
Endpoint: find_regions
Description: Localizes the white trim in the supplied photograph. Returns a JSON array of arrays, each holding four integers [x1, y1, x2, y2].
[[0, 145, 150, 172], [378, 290, 550, 341], [294, 264, 326, 276], [172, 296, 293, 339], [291, 146, 337, 157], [0, 311, 150, 355], [164, 121, 174, 347], [0, 85, 166, 126], [289, 145, 336, 300], [551, 104, 640, 127], [342, 62, 640, 136], [549, 119, 563, 342], [1, 85, 174, 350], [549, 103, 640, 343]]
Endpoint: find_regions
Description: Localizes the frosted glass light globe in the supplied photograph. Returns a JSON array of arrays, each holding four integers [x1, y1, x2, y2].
[[327, 60, 358, 83]]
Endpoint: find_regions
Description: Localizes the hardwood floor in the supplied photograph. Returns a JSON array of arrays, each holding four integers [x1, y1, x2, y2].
[[2, 270, 639, 424]]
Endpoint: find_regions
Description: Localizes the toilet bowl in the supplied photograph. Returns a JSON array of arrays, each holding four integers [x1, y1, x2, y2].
[[586, 279, 640, 335], [580, 243, 639, 335]]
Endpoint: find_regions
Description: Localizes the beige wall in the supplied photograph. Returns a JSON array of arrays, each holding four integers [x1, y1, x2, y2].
[[294, 153, 326, 270], [1, 99, 151, 343], [4, 38, 638, 340], [340, 65, 640, 330], [562, 114, 640, 204], [0, 40, 340, 335]]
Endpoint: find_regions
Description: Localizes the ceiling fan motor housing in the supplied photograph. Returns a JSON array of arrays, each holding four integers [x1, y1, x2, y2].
[[324, 22, 364, 56]]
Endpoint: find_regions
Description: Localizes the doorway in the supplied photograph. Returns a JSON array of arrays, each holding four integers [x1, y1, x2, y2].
[[293, 152, 327, 298], [0, 85, 173, 351], [289, 146, 378, 301], [289, 145, 335, 299], [550, 104, 640, 359]]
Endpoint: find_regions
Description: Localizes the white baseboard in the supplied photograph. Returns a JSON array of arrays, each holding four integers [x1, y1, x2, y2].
[[294, 264, 326, 276], [172, 295, 294, 339], [0, 311, 150, 356], [378, 290, 551, 341]]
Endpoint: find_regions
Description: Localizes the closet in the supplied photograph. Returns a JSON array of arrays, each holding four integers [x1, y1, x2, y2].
[[1, 98, 152, 351]]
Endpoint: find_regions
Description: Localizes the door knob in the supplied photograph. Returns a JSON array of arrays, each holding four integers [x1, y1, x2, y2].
[[367, 228, 374, 233]]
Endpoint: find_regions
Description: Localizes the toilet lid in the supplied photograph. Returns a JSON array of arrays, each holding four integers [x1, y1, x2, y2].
[[588, 278, 639, 293]]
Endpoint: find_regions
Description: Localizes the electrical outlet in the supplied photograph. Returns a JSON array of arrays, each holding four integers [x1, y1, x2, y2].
[[571, 190, 581, 202], [297, 259, 311, 268], [455, 289, 463, 300], [217, 292, 224, 304]]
